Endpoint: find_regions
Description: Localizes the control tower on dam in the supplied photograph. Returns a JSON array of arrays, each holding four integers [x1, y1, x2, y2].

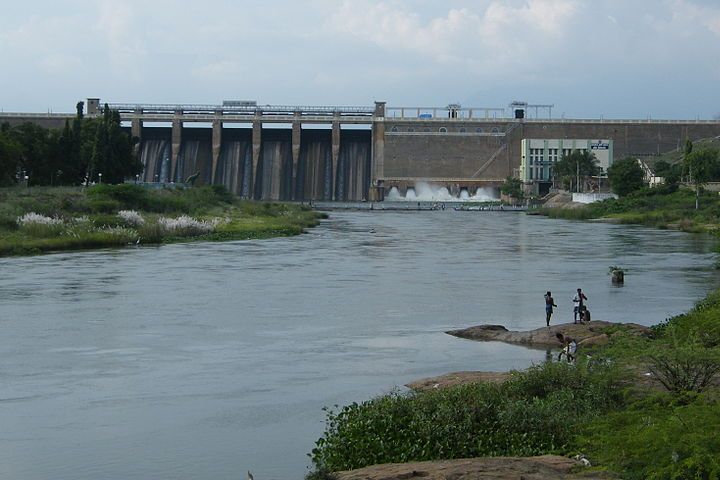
[[3, 99, 720, 201]]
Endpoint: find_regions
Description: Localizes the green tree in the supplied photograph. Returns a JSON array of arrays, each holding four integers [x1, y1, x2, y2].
[[0, 127, 23, 186], [652, 160, 683, 185], [9, 122, 54, 185], [553, 150, 600, 192], [684, 148, 719, 209], [500, 176, 524, 201], [87, 104, 141, 184], [607, 157, 647, 196]]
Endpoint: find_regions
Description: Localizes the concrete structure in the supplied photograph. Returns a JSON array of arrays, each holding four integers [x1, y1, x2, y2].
[[572, 192, 618, 204], [2, 99, 720, 201], [519, 138, 613, 194]]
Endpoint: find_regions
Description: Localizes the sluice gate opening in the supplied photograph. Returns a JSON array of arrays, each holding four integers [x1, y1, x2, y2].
[[133, 125, 372, 201]]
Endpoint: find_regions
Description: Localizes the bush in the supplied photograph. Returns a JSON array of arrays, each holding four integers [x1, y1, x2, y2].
[[88, 198, 121, 213], [310, 361, 623, 472], [579, 394, 720, 480], [647, 338, 720, 394], [87, 184, 151, 210]]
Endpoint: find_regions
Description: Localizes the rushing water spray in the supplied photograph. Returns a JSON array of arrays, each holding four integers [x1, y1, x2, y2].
[[385, 182, 499, 202]]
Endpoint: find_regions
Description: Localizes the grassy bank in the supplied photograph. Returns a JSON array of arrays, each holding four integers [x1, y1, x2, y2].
[[308, 291, 720, 479], [0, 185, 324, 256], [537, 186, 720, 232]]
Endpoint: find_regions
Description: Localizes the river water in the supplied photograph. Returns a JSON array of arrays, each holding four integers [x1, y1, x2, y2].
[[1, 211, 718, 479]]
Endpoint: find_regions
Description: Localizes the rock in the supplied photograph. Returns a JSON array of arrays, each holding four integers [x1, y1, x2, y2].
[[334, 455, 618, 480], [406, 371, 512, 392], [447, 321, 650, 349], [578, 333, 610, 348]]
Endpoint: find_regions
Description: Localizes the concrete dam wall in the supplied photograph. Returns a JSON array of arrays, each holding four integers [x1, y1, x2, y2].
[[3, 100, 720, 201], [133, 126, 371, 201]]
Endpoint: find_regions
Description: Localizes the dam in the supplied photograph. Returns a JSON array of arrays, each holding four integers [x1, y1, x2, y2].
[[2, 99, 720, 200]]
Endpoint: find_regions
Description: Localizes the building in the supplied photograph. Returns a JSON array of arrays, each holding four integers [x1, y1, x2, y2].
[[519, 138, 614, 195]]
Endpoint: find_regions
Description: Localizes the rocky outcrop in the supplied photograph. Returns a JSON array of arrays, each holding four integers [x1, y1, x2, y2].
[[334, 455, 618, 480], [446, 321, 649, 349]]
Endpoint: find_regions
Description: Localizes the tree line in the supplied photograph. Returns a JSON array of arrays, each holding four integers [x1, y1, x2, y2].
[[503, 142, 720, 201], [0, 102, 141, 187]]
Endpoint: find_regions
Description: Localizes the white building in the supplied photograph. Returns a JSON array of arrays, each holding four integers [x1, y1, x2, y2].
[[519, 138, 614, 194]]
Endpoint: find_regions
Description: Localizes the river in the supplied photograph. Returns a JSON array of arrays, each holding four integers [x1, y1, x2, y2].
[[0, 211, 718, 479]]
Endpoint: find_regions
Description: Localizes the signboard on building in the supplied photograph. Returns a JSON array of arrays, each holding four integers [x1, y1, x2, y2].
[[590, 140, 610, 150]]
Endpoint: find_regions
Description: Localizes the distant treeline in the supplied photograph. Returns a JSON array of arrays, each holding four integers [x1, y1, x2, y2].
[[0, 102, 141, 187]]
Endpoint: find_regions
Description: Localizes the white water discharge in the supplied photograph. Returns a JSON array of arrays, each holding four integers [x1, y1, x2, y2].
[[386, 182, 499, 202]]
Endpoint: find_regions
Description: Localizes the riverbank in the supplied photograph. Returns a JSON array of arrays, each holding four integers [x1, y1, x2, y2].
[[537, 186, 720, 233], [308, 293, 720, 479], [0, 185, 324, 256], [334, 455, 615, 480]]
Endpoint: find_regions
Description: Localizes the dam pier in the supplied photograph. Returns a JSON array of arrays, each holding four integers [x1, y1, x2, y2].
[[3, 99, 720, 200]]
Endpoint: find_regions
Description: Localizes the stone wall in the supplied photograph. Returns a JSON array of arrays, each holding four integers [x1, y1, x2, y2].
[[380, 119, 720, 184]]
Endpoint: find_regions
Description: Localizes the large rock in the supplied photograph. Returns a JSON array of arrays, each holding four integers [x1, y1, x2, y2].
[[446, 321, 649, 348], [334, 455, 617, 479]]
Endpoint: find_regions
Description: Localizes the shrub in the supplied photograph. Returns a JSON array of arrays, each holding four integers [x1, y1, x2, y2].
[[118, 210, 145, 227], [88, 198, 121, 213], [647, 341, 720, 394], [579, 394, 720, 480], [157, 215, 217, 237], [16, 212, 65, 237], [310, 361, 623, 472], [87, 184, 150, 210]]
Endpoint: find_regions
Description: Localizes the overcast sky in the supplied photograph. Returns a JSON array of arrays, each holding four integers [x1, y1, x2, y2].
[[1, 0, 719, 119]]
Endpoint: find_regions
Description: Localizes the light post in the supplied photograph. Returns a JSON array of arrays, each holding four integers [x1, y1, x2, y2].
[[24, 175, 29, 188], [135, 174, 140, 184], [576, 160, 580, 193], [98, 173, 103, 184]]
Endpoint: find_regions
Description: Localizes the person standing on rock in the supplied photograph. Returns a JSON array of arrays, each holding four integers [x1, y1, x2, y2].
[[544, 291, 557, 327], [572, 288, 587, 324]]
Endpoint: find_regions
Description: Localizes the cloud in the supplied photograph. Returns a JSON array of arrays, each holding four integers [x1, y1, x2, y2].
[[327, 0, 578, 72], [191, 60, 243, 79], [93, 2, 147, 77], [38, 53, 86, 75], [1, 0, 719, 117]]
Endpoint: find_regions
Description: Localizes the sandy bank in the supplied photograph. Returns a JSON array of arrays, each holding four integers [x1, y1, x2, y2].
[[335, 454, 617, 479]]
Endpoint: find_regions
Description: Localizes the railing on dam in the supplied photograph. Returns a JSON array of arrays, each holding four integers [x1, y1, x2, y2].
[[106, 103, 375, 116], [386, 106, 508, 120]]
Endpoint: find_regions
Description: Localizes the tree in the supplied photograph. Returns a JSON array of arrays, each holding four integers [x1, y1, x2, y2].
[[87, 104, 141, 184], [500, 176, 524, 201], [10, 122, 54, 185], [684, 148, 719, 209], [553, 150, 600, 192], [0, 129, 22, 186], [607, 157, 647, 196]]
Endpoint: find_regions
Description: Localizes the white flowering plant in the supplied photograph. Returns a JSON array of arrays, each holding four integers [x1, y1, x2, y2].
[[17, 212, 66, 237], [118, 210, 145, 227]]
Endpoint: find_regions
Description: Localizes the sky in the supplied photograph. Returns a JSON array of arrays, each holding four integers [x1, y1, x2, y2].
[[1, 0, 720, 119]]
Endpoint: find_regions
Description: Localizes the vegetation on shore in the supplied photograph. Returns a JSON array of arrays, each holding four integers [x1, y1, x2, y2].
[[538, 185, 720, 232], [1, 102, 140, 187], [308, 290, 720, 479], [0, 184, 324, 256]]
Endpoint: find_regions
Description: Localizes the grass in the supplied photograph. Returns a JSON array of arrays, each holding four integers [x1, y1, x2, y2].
[[0, 185, 324, 256], [538, 186, 720, 232], [308, 288, 720, 479]]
